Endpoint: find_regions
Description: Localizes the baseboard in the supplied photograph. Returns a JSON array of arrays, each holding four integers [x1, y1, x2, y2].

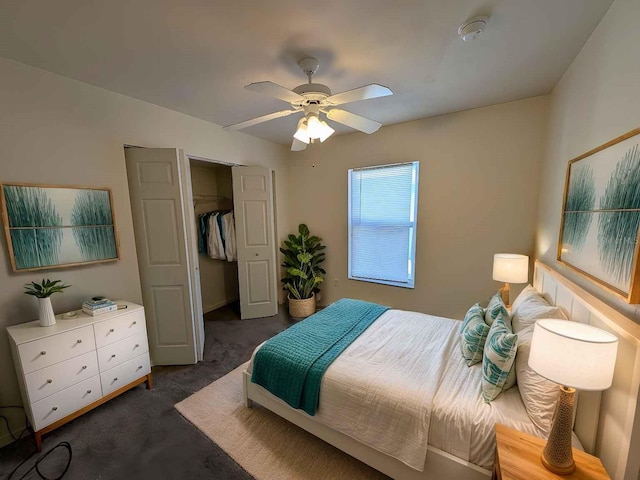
[[203, 297, 239, 314]]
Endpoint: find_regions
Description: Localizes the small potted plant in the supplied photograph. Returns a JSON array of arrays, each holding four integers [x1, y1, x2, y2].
[[24, 279, 71, 327], [280, 224, 325, 318]]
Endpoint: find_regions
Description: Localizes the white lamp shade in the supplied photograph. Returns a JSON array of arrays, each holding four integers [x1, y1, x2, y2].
[[293, 118, 311, 144], [492, 253, 529, 283], [529, 319, 618, 391]]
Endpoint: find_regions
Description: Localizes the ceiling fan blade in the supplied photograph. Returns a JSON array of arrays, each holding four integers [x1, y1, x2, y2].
[[325, 109, 382, 134], [325, 84, 392, 106], [291, 138, 308, 152], [223, 109, 300, 131], [245, 81, 305, 103]]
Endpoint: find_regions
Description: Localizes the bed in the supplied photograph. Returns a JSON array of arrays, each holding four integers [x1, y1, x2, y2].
[[242, 262, 640, 480]]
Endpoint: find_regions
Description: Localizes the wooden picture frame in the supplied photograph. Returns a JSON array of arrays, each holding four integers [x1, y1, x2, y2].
[[0, 183, 120, 272], [557, 127, 640, 303]]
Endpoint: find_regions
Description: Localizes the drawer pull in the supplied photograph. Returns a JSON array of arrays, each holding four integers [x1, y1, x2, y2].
[[132, 321, 137, 325], [134, 344, 140, 348], [40, 351, 46, 355], [113, 377, 118, 382], [111, 354, 116, 358], [46, 379, 52, 384], [77, 339, 82, 344], [109, 328, 115, 333], [82, 365, 87, 370], [86, 390, 92, 394], [52, 406, 58, 411]]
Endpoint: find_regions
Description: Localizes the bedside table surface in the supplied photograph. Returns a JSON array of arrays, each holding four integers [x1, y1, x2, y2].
[[494, 424, 609, 480]]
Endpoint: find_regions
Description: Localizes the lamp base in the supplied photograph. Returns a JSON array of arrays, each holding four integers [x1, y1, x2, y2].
[[499, 283, 511, 307], [542, 386, 576, 475]]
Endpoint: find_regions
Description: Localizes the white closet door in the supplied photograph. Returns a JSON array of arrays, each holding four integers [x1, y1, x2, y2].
[[125, 148, 198, 365], [232, 166, 278, 319]]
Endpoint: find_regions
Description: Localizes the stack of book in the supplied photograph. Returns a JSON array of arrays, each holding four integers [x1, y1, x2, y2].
[[82, 298, 117, 316]]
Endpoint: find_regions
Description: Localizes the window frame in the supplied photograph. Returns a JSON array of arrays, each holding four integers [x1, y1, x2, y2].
[[347, 161, 420, 289]]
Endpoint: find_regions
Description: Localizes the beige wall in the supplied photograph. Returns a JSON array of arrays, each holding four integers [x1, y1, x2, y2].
[[190, 163, 239, 312], [536, 0, 640, 322], [0, 58, 288, 444], [287, 96, 549, 318]]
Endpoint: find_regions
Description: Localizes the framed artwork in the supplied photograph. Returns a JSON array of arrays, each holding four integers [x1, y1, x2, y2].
[[558, 127, 640, 303], [0, 183, 120, 272]]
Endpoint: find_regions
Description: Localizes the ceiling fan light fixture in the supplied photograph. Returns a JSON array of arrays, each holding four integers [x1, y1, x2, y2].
[[293, 118, 311, 144], [305, 114, 335, 142]]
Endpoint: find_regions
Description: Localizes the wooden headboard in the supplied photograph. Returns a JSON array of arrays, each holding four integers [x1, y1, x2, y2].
[[534, 261, 640, 480]]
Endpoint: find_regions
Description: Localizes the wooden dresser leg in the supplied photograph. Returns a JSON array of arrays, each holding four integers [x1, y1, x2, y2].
[[145, 373, 153, 390], [35, 430, 43, 452]]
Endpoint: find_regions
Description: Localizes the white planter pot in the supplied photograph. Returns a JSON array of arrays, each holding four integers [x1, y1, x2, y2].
[[38, 297, 56, 327]]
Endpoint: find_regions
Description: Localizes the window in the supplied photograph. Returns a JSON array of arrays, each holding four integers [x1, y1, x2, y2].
[[348, 161, 419, 288]]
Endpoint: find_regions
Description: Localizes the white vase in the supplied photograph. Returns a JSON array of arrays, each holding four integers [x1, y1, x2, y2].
[[38, 297, 56, 327]]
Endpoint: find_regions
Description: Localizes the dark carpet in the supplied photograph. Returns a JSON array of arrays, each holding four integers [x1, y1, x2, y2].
[[0, 303, 295, 480]]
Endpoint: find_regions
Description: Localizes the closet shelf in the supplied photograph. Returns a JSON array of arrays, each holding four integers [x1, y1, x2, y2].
[[193, 194, 231, 208]]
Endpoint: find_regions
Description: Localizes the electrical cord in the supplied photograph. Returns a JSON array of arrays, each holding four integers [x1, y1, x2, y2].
[[6, 441, 72, 480], [0, 406, 30, 442], [1, 406, 73, 479]]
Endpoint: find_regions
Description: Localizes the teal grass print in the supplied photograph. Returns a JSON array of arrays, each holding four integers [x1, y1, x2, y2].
[[71, 190, 116, 261], [598, 144, 640, 286], [4, 186, 63, 268], [562, 164, 595, 251]]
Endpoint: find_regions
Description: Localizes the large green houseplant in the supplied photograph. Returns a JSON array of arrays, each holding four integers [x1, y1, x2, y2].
[[280, 224, 325, 318]]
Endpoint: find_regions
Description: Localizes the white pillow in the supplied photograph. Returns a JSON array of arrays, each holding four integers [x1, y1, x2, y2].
[[511, 285, 567, 333], [515, 325, 559, 434]]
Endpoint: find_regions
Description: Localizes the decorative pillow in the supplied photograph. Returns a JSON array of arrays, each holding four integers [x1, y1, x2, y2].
[[485, 292, 510, 328], [511, 285, 568, 333], [515, 325, 559, 434], [482, 313, 518, 402], [460, 304, 490, 366]]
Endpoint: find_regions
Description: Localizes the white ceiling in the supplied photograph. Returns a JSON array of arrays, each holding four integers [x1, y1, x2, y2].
[[0, 0, 612, 145]]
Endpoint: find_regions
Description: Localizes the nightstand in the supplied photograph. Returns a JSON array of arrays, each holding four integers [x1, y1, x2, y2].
[[493, 424, 610, 480]]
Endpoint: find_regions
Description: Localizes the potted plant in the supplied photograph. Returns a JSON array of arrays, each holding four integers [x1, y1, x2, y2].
[[280, 224, 325, 318], [24, 279, 71, 327]]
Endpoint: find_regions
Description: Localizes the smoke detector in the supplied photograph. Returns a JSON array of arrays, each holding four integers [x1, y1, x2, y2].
[[458, 16, 490, 42]]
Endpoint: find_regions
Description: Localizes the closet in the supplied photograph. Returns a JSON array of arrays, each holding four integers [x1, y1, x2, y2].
[[124, 147, 279, 366], [190, 160, 239, 314]]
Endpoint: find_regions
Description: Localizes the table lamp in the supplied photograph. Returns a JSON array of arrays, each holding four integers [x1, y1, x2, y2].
[[492, 254, 529, 307], [529, 319, 618, 475]]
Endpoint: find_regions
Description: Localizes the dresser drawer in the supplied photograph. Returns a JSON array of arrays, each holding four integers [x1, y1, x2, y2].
[[93, 309, 145, 348], [100, 353, 151, 396], [18, 326, 96, 374], [25, 351, 99, 404], [97, 331, 149, 372], [31, 376, 102, 431]]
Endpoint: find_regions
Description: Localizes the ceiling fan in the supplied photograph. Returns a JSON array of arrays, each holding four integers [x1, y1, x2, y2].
[[223, 57, 393, 151]]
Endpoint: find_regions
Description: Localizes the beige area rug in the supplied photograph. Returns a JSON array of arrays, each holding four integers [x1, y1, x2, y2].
[[175, 363, 389, 480]]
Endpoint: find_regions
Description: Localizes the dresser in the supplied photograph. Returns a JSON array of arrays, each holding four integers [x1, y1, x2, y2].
[[7, 301, 152, 450]]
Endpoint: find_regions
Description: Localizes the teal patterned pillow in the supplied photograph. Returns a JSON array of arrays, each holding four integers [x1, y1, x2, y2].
[[482, 313, 518, 402], [460, 304, 489, 366], [485, 292, 510, 328]]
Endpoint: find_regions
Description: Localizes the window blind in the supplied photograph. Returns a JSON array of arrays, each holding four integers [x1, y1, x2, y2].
[[348, 162, 419, 288]]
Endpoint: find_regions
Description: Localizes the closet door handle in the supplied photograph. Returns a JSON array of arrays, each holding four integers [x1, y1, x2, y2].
[[52, 406, 58, 411], [132, 321, 137, 325], [255, 253, 259, 257], [40, 351, 46, 355], [111, 354, 116, 358], [109, 328, 115, 333], [82, 365, 87, 370], [46, 379, 52, 384], [77, 339, 82, 344], [113, 377, 118, 382], [134, 344, 140, 348], [86, 390, 92, 394]]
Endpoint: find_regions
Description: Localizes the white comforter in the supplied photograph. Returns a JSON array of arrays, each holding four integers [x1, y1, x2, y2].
[[249, 309, 543, 471]]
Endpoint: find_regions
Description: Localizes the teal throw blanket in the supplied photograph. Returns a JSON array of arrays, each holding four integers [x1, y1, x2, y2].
[[251, 298, 389, 415]]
